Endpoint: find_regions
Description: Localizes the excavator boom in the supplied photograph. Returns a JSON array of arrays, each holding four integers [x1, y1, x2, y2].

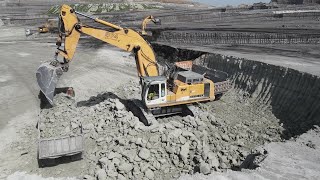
[[37, 5, 159, 104]]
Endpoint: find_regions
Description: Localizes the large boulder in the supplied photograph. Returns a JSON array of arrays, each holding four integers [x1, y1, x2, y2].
[[118, 162, 133, 173], [115, 99, 125, 110], [144, 169, 155, 179], [180, 142, 190, 163], [199, 162, 211, 175], [138, 148, 151, 160], [96, 169, 107, 180]]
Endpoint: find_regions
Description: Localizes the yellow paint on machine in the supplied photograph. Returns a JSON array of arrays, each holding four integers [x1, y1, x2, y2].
[[48, 4, 225, 114], [58, 4, 159, 78], [150, 97, 213, 109], [166, 92, 176, 102], [160, 78, 216, 109], [207, 79, 215, 99], [189, 83, 204, 97], [169, 80, 204, 101]]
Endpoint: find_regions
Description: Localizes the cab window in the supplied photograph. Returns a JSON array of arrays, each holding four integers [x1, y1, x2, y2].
[[147, 84, 159, 100], [161, 83, 165, 97]]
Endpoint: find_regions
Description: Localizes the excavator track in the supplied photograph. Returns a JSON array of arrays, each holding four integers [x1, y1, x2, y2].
[[150, 104, 194, 117], [127, 99, 196, 125], [127, 99, 155, 126]]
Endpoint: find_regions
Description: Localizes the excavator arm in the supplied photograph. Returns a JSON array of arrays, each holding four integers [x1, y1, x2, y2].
[[36, 4, 159, 104], [140, 15, 161, 36], [57, 5, 158, 77]]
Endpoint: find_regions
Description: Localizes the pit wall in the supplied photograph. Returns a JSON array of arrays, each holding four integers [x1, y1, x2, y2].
[[152, 43, 320, 139], [154, 30, 320, 45]]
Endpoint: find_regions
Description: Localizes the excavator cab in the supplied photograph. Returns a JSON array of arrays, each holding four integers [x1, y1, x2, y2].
[[142, 76, 167, 107]]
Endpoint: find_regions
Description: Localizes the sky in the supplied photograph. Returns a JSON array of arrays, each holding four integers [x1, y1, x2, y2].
[[192, 0, 270, 7]]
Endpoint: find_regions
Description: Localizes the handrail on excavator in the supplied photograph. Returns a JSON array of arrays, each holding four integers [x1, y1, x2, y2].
[[75, 11, 123, 30]]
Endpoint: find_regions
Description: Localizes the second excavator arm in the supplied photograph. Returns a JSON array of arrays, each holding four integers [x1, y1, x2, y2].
[[140, 15, 161, 36]]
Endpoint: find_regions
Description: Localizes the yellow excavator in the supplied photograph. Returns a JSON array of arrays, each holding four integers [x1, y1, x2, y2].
[[25, 19, 59, 36], [140, 15, 161, 36], [36, 4, 231, 125]]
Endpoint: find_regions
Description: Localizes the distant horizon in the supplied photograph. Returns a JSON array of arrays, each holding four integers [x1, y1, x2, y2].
[[192, 0, 271, 7]]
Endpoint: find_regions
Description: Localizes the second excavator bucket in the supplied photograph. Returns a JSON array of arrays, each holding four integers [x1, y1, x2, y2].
[[36, 62, 63, 105], [153, 18, 161, 25]]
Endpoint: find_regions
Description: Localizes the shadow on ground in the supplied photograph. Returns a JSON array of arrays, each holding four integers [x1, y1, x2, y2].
[[38, 153, 83, 168]]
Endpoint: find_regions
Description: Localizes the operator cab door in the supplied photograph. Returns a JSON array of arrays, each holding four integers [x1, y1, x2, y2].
[[145, 81, 166, 106]]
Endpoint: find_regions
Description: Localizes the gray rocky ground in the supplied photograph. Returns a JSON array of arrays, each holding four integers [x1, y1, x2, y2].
[[36, 80, 283, 179], [179, 126, 320, 180], [1, 0, 320, 180]]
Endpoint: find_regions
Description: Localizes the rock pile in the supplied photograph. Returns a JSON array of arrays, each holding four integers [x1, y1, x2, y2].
[[40, 88, 282, 179], [39, 94, 80, 138]]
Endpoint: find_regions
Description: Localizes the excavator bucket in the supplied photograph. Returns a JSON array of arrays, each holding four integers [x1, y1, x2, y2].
[[36, 62, 63, 105]]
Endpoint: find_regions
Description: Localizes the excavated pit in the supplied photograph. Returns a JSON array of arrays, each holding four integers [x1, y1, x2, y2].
[[153, 43, 320, 139]]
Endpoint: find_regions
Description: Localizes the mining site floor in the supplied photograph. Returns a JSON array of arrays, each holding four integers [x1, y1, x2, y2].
[[0, 25, 320, 180]]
